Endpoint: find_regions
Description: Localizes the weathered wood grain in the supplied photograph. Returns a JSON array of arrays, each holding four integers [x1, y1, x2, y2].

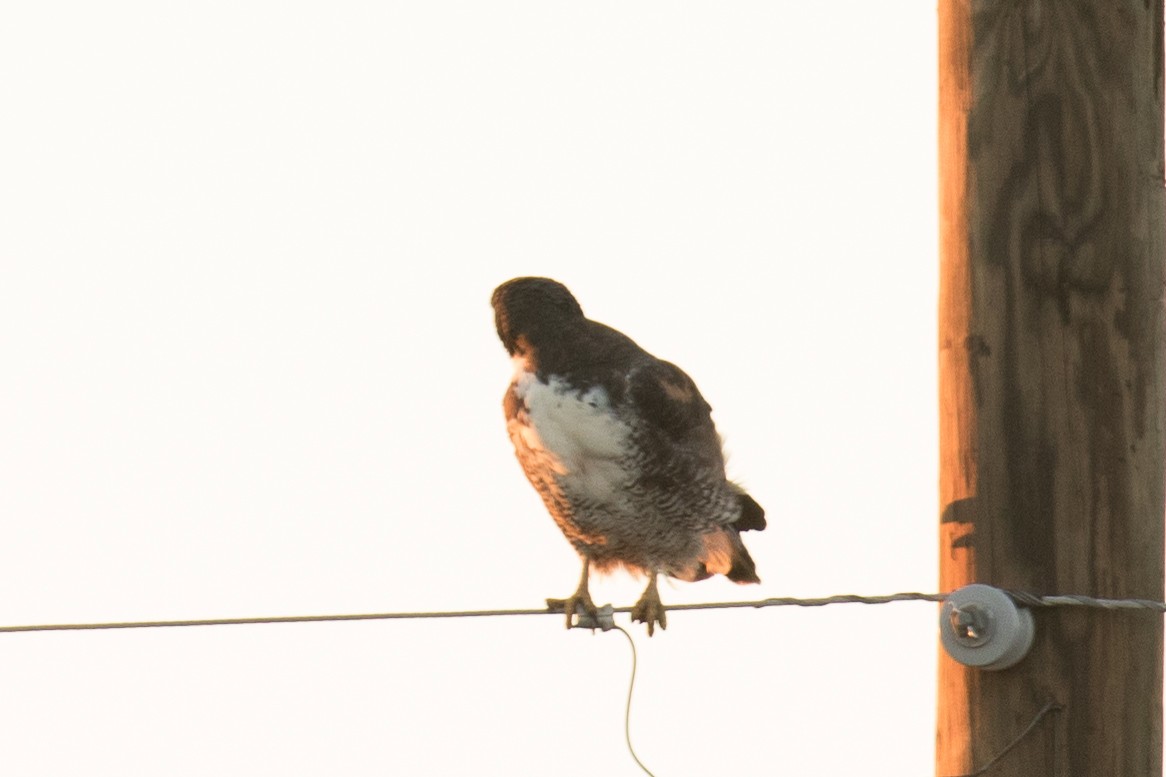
[[938, 2, 1165, 775]]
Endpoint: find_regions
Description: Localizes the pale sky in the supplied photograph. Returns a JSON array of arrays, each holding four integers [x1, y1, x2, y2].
[[1, 3, 941, 775]]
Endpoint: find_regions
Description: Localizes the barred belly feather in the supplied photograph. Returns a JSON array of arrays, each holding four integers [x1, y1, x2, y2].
[[506, 363, 745, 579]]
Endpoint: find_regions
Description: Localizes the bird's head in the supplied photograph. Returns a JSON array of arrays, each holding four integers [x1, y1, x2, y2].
[[491, 277, 585, 356]]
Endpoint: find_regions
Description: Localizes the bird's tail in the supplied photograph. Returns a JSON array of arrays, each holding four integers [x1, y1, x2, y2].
[[688, 527, 761, 584], [730, 485, 766, 532]]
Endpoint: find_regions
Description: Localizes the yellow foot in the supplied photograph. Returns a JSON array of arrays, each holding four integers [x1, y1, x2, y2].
[[546, 589, 597, 629], [631, 577, 667, 637], [547, 561, 595, 629]]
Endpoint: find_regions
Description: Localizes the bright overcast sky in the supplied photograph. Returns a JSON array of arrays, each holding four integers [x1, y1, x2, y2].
[[2, 3, 940, 775]]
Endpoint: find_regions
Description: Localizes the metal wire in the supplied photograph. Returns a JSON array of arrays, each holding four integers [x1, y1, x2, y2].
[[2, 589, 1163, 635], [614, 625, 657, 777], [1006, 591, 1166, 611], [942, 700, 1064, 777], [0, 591, 948, 634]]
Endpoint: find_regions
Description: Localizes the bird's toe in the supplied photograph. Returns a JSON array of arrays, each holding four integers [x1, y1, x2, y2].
[[546, 591, 598, 629], [631, 595, 667, 637]]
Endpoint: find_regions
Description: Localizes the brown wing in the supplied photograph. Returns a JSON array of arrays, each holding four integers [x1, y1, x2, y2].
[[627, 359, 724, 467], [628, 358, 767, 534]]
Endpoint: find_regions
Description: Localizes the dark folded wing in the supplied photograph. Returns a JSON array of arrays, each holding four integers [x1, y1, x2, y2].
[[626, 358, 724, 467]]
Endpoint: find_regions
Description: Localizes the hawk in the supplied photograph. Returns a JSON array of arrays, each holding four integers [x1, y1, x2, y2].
[[491, 277, 765, 635]]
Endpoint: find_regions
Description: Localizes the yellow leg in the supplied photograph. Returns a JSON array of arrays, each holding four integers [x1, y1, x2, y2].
[[631, 573, 667, 636], [546, 559, 596, 629]]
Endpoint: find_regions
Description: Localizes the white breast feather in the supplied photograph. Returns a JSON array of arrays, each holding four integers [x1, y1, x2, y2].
[[510, 369, 630, 503]]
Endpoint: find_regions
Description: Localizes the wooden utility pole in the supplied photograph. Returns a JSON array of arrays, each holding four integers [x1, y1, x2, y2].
[[938, 2, 1165, 775]]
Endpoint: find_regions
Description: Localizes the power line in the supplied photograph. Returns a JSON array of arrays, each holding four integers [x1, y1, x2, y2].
[[1005, 591, 1166, 611], [0, 592, 945, 634], [2, 589, 1165, 635]]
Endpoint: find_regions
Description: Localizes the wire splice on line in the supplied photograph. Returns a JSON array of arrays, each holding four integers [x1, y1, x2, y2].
[[2, 589, 1164, 634]]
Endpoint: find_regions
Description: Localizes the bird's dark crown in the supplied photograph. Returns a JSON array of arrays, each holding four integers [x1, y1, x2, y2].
[[491, 277, 586, 355]]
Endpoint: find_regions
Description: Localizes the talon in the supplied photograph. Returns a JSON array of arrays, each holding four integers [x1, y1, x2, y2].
[[631, 574, 667, 636], [546, 592, 597, 629], [548, 560, 595, 629]]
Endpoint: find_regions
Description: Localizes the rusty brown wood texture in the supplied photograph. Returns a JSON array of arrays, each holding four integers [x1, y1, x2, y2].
[[938, 2, 1165, 775]]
